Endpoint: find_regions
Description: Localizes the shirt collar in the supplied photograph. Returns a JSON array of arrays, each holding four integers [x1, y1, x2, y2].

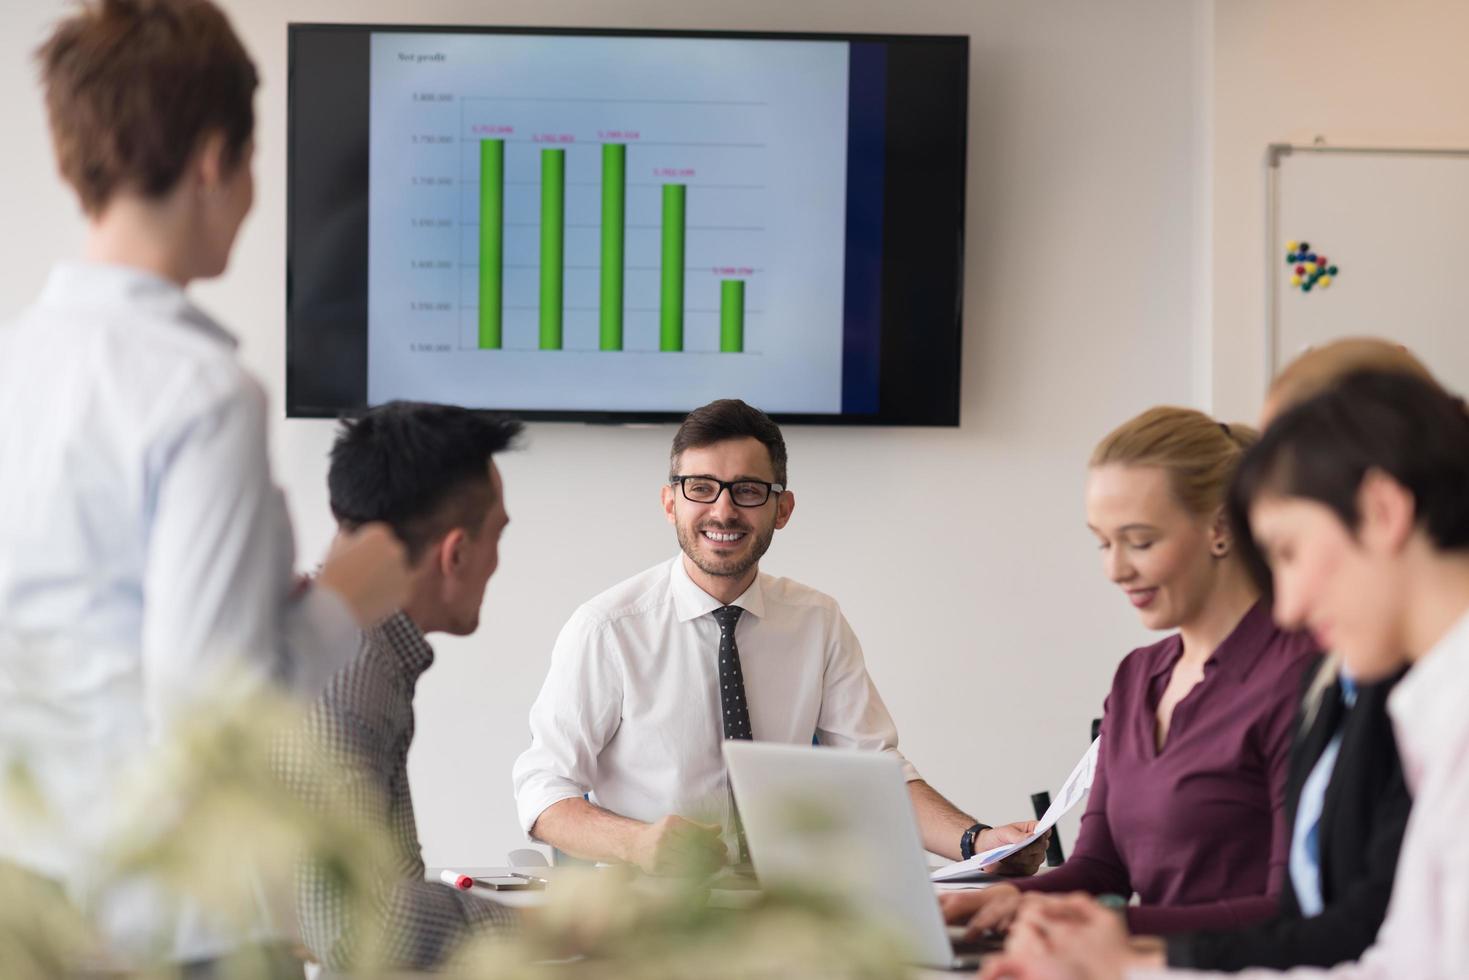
[[39, 261, 239, 350], [1147, 599, 1281, 682], [1388, 607, 1469, 790], [367, 611, 436, 681], [669, 554, 766, 623]]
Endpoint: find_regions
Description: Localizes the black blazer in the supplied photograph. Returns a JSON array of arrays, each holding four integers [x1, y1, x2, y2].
[[1166, 659, 1411, 970]]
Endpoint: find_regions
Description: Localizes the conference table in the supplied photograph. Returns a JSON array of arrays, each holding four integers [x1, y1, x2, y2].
[[423, 866, 981, 978]]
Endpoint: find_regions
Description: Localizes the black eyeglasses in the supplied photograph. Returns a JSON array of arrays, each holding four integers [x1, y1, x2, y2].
[[670, 475, 785, 508]]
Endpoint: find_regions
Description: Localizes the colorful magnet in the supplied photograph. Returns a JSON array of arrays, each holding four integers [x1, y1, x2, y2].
[[1286, 239, 1338, 293]]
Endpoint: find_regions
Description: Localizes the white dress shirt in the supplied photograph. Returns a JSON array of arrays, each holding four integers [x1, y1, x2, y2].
[[0, 262, 358, 962], [1133, 609, 1469, 980], [513, 555, 919, 844]]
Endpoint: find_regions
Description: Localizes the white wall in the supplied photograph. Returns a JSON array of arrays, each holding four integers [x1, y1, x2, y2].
[[0, 0, 1208, 866], [1209, 0, 1469, 421]]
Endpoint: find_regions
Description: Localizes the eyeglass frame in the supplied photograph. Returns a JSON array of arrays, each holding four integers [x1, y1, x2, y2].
[[668, 474, 787, 508]]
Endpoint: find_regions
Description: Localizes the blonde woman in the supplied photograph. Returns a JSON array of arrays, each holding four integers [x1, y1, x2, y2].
[[943, 409, 1319, 936]]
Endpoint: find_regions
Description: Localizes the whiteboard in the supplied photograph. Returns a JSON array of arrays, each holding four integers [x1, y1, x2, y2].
[[1266, 146, 1469, 395]]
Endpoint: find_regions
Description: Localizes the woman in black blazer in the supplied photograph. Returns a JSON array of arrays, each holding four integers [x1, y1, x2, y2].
[[1162, 658, 1411, 970], [1159, 341, 1423, 970]]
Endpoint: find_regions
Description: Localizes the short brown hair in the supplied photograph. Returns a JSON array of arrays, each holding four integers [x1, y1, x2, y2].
[[670, 399, 788, 486], [36, 0, 257, 215], [1264, 337, 1437, 425], [1091, 407, 1257, 518]]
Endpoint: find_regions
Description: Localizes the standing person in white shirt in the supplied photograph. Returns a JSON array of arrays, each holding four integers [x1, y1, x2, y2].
[[0, 0, 409, 968], [513, 398, 1045, 875], [978, 370, 1469, 980]]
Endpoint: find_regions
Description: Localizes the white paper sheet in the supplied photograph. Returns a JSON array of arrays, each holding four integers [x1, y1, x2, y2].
[[930, 736, 1101, 882]]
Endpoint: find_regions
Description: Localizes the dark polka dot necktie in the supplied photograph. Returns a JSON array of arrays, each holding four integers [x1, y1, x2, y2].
[[713, 604, 752, 865], [713, 605, 751, 740]]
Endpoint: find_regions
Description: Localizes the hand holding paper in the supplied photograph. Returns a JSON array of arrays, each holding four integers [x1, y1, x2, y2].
[[978, 822, 1050, 876], [932, 737, 1101, 883]]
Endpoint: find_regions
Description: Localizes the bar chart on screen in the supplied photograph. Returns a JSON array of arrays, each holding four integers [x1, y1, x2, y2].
[[366, 32, 849, 413], [457, 95, 765, 355]]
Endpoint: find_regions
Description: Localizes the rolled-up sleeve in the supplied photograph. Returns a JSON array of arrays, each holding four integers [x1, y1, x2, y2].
[[511, 609, 625, 836], [813, 609, 921, 782], [141, 375, 358, 729]]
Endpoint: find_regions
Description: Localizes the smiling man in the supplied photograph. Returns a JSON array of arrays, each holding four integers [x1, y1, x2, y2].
[[513, 399, 1043, 875]]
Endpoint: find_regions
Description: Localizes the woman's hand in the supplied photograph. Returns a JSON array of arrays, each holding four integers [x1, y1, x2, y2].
[[977, 893, 1133, 980], [939, 883, 1023, 938], [317, 523, 412, 626]]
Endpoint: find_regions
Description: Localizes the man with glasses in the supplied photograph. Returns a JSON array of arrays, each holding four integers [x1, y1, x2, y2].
[[513, 399, 1044, 875]]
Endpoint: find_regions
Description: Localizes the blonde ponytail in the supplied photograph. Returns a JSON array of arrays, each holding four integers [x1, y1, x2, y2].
[[1091, 407, 1258, 517]]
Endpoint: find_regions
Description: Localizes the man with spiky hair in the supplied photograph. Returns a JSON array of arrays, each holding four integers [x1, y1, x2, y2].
[[284, 402, 522, 971]]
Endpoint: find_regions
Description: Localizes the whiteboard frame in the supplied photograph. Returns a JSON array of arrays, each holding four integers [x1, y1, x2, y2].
[[1263, 143, 1469, 390]]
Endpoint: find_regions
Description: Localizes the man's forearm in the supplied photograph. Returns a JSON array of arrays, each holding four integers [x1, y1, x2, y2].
[[907, 779, 976, 860], [529, 797, 649, 865]]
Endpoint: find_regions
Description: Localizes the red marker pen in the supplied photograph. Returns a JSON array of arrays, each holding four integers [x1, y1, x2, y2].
[[439, 869, 474, 890]]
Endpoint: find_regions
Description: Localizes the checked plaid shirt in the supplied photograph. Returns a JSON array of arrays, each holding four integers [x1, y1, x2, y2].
[[286, 612, 515, 970]]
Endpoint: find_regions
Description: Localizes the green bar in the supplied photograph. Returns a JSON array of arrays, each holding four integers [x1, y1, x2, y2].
[[720, 280, 745, 353], [599, 144, 626, 351], [477, 140, 504, 349], [539, 148, 565, 350], [659, 183, 686, 352]]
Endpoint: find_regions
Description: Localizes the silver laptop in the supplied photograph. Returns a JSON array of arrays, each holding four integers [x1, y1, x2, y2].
[[723, 741, 993, 969]]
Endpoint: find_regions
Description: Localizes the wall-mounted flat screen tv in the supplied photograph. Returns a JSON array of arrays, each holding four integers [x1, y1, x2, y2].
[[287, 25, 967, 424]]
